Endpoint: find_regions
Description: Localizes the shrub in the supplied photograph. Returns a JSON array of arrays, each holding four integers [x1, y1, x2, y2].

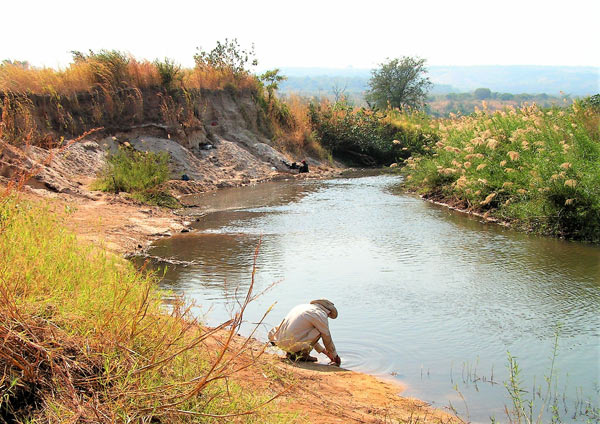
[[309, 100, 437, 165], [154, 57, 182, 89], [94, 147, 179, 208], [193, 38, 257, 77]]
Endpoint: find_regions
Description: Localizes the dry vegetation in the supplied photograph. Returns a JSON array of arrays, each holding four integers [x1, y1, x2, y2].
[[0, 49, 320, 160]]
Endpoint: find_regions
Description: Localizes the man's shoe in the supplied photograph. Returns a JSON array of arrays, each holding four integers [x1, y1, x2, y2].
[[286, 352, 318, 362]]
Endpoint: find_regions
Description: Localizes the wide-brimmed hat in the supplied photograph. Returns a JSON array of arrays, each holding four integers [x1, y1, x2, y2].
[[310, 299, 338, 319]]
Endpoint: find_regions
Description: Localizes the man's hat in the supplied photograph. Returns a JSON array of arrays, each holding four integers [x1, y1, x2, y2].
[[310, 299, 338, 319]]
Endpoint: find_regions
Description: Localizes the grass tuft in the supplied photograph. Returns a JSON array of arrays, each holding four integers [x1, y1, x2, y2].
[[93, 146, 179, 208]]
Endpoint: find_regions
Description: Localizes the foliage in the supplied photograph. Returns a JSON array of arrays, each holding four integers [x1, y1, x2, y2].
[[581, 93, 600, 110], [365, 56, 432, 110], [94, 147, 179, 208], [474, 87, 492, 100], [154, 57, 182, 89], [403, 102, 600, 241], [309, 99, 437, 165], [0, 196, 288, 422], [193, 38, 258, 77], [259, 69, 287, 104]]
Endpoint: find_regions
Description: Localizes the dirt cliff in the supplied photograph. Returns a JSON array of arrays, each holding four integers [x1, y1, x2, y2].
[[0, 88, 339, 252]]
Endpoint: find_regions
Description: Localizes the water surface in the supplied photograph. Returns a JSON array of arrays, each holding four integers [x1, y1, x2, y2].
[[141, 175, 600, 423]]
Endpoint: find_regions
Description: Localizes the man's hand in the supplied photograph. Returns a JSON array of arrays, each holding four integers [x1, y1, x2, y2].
[[326, 351, 341, 366]]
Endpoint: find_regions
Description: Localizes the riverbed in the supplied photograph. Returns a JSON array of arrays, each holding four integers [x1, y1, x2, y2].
[[139, 174, 600, 423]]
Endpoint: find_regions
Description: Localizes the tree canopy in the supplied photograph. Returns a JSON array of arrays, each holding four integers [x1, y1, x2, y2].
[[365, 56, 432, 110]]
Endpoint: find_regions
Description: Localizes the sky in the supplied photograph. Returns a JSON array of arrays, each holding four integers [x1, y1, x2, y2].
[[3, 0, 600, 70]]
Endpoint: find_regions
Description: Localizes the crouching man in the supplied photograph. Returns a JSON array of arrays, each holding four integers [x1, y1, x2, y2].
[[268, 299, 341, 366]]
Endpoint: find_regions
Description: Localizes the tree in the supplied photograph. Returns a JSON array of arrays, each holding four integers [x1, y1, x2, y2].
[[365, 56, 432, 110], [193, 38, 257, 76], [259, 69, 286, 104], [473, 87, 492, 100]]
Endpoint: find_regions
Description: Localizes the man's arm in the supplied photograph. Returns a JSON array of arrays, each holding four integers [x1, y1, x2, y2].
[[308, 313, 337, 358]]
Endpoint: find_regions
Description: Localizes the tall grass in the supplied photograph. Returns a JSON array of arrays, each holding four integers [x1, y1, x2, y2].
[[403, 100, 600, 241], [0, 51, 257, 96], [272, 94, 326, 158], [0, 50, 260, 147], [0, 193, 288, 422]]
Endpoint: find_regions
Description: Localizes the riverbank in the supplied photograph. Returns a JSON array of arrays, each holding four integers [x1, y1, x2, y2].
[[0, 181, 460, 423]]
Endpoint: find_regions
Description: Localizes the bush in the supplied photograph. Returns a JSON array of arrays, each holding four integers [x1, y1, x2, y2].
[[193, 38, 257, 77], [154, 57, 182, 89], [94, 147, 179, 207], [309, 100, 437, 165]]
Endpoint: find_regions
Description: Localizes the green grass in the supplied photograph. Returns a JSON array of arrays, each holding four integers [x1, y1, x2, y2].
[[402, 99, 600, 241], [0, 195, 289, 422]]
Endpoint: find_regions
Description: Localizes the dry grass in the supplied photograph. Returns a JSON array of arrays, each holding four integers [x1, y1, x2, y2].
[[274, 95, 326, 158], [0, 56, 258, 96], [0, 52, 260, 147]]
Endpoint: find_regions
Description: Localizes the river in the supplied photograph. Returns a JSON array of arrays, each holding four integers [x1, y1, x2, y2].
[[138, 174, 600, 423]]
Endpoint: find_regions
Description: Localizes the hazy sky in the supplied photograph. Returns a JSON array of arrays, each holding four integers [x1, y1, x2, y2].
[[3, 0, 599, 70]]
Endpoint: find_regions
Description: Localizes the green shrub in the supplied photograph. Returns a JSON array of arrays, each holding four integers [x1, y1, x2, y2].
[[94, 147, 179, 207], [309, 100, 437, 165], [154, 57, 182, 89]]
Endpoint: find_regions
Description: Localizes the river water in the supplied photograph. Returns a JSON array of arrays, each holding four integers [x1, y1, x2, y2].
[[140, 174, 600, 423]]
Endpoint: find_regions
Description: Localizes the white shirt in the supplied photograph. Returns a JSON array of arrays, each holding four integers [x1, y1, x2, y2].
[[268, 303, 337, 357]]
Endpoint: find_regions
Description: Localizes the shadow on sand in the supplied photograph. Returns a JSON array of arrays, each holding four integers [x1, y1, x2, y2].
[[281, 358, 351, 373]]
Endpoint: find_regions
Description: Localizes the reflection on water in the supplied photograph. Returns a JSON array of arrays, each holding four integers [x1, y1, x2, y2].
[[139, 175, 600, 423]]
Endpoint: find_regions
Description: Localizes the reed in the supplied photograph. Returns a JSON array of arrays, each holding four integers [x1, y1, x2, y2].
[[402, 98, 600, 241]]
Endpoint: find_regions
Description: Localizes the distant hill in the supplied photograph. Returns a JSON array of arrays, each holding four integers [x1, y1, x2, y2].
[[275, 65, 599, 97], [429, 66, 599, 95]]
